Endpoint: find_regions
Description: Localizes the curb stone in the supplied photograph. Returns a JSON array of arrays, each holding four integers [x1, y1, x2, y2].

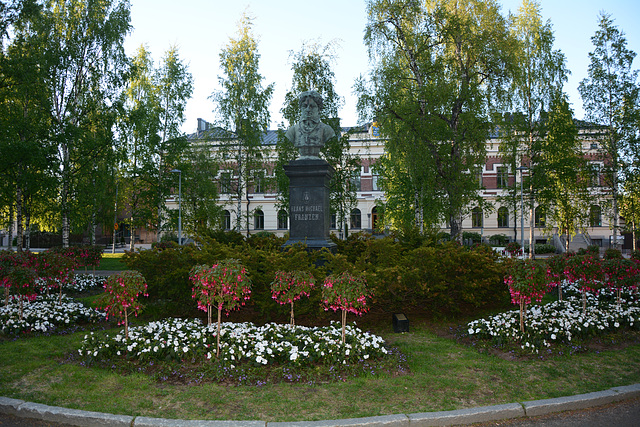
[[268, 414, 409, 427], [1, 384, 639, 427], [407, 403, 524, 426]]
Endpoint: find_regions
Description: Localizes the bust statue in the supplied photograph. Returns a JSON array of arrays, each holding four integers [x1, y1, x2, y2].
[[285, 90, 336, 160]]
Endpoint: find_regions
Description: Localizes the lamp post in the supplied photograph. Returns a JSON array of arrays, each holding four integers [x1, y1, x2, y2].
[[170, 169, 182, 245], [517, 166, 529, 257]]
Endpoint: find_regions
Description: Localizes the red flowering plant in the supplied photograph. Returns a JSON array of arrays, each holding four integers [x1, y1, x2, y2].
[[7, 261, 39, 321], [565, 254, 604, 315], [545, 254, 568, 301], [0, 251, 15, 305], [97, 270, 148, 339], [38, 252, 75, 304], [321, 271, 372, 343], [505, 241, 523, 258], [271, 270, 315, 325], [189, 259, 252, 357], [602, 258, 638, 308], [506, 259, 548, 333]]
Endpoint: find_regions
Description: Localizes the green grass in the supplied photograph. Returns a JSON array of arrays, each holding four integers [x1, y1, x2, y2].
[[96, 253, 128, 271], [1, 320, 639, 422]]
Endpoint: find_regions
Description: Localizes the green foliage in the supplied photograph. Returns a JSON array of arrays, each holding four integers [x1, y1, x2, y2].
[[488, 234, 509, 246], [358, 0, 513, 238], [462, 232, 482, 243], [603, 248, 623, 259]]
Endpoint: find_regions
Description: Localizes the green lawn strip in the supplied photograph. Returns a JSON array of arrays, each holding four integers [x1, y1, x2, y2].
[[97, 254, 128, 271], [0, 324, 639, 422]]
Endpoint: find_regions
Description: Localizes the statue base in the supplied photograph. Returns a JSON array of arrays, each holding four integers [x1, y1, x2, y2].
[[282, 158, 337, 253]]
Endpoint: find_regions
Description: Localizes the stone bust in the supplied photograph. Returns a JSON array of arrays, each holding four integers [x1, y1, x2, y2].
[[285, 90, 336, 160]]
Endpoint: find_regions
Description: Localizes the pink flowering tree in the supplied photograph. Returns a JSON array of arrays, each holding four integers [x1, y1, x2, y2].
[[506, 259, 548, 333], [321, 271, 372, 343], [38, 252, 75, 304], [97, 270, 148, 339], [546, 254, 568, 301], [603, 258, 638, 308], [189, 259, 252, 357], [271, 270, 315, 325], [8, 261, 38, 321], [565, 254, 603, 315]]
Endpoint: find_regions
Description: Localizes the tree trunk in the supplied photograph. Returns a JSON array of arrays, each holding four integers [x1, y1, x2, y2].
[[341, 309, 347, 343], [216, 306, 222, 357], [290, 301, 295, 326], [7, 204, 13, 251], [62, 145, 70, 248], [16, 186, 23, 252]]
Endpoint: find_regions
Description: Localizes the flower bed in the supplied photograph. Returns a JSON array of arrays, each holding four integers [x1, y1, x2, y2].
[[35, 274, 107, 294], [0, 294, 106, 336], [79, 318, 388, 368], [467, 282, 640, 353]]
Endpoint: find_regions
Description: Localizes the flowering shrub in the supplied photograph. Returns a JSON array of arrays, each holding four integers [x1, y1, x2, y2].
[[505, 259, 548, 333], [565, 255, 604, 314], [505, 241, 522, 258], [79, 318, 388, 370], [271, 270, 315, 325], [467, 281, 640, 353], [190, 259, 252, 356], [603, 258, 638, 307], [1, 294, 106, 336], [546, 254, 567, 300], [96, 270, 148, 339], [322, 272, 372, 343]]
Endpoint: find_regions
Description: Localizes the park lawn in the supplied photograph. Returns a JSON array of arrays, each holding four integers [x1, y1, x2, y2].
[[97, 253, 128, 271], [0, 319, 638, 422]]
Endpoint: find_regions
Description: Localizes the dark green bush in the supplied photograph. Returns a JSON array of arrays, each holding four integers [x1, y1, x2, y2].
[[462, 231, 482, 244], [604, 248, 623, 259]]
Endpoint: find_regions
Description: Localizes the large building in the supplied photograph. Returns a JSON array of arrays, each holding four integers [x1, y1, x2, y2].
[[166, 119, 622, 251]]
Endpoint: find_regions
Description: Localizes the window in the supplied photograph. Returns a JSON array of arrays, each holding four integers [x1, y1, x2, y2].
[[223, 210, 231, 230], [372, 174, 380, 191], [472, 207, 483, 228], [497, 207, 509, 228], [497, 166, 508, 189], [253, 210, 264, 230], [535, 206, 546, 228], [331, 214, 337, 229], [590, 205, 602, 227], [220, 172, 232, 194], [253, 171, 265, 194], [475, 167, 483, 188], [277, 210, 288, 229], [590, 163, 601, 187], [350, 208, 361, 229], [350, 171, 361, 192], [372, 206, 381, 231]]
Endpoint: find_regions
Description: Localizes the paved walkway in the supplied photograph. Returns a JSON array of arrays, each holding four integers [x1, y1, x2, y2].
[[1, 384, 639, 426]]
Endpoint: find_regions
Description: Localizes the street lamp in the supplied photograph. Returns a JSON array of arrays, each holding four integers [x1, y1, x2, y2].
[[170, 169, 182, 245], [517, 166, 529, 257]]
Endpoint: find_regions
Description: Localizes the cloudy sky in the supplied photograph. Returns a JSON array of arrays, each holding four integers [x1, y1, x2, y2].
[[123, 0, 640, 134]]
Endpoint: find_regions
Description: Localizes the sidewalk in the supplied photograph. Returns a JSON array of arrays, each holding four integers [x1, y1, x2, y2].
[[1, 384, 639, 427]]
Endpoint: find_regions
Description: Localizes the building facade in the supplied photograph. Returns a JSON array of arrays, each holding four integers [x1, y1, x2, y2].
[[166, 119, 619, 250]]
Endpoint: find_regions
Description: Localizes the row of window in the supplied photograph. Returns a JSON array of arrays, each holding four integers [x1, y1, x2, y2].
[[222, 207, 380, 231], [218, 173, 381, 195], [478, 164, 603, 189], [470, 205, 603, 228]]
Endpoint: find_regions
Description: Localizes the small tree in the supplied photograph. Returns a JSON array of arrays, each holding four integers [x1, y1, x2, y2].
[[602, 258, 637, 308], [321, 271, 372, 343], [39, 251, 75, 304], [506, 259, 548, 333], [270, 270, 315, 325], [8, 264, 38, 321], [546, 254, 567, 301], [189, 259, 252, 357], [565, 255, 603, 315], [97, 270, 148, 339]]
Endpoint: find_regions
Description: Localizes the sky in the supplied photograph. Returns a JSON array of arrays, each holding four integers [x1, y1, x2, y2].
[[123, 0, 640, 135]]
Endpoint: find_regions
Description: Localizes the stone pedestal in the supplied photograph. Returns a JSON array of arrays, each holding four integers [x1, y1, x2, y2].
[[283, 159, 337, 252]]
